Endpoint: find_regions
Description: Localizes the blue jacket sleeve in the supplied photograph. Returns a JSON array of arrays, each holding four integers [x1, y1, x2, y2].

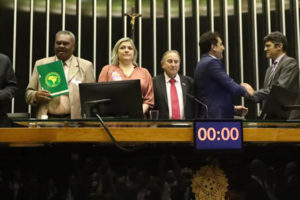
[[207, 58, 246, 97]]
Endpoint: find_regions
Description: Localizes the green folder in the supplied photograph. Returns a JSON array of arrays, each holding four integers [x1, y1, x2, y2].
[[37, 60, 69, 97]]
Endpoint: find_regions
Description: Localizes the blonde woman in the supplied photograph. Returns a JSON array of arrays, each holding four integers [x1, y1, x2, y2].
[[98, 37, 154, 114]]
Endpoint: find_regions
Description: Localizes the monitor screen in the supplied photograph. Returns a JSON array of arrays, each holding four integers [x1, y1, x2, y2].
[[261, 85, 298, 120], [79, 80, 143, 119]]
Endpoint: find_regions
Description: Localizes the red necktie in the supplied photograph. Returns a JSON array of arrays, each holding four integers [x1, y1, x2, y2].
[[170, 78, 180, 119]]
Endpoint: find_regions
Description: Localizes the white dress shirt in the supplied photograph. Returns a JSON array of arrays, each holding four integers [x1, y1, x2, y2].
[[164, 72, 184, 119]]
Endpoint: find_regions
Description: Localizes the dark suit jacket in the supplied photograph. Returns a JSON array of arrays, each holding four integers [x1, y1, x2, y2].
[[253, 55, 299, 119], [0, 54, 17, 127], [0, 54, 17, 115], [153, 74, 194, 119], [194, 54, 246, 119]]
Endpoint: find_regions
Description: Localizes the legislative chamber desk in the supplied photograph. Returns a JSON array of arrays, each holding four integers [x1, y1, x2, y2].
[[1, 119, 300, 144]]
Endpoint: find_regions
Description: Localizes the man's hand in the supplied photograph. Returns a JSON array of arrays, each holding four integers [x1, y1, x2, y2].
[[35, 90, 51, 103], [234, 105, 248, 116], [241, 83, 255, 97]]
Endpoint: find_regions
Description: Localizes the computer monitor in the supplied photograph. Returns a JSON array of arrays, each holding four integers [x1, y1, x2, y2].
[[260, 85, 298, 120], [79, 80, 143, 119]]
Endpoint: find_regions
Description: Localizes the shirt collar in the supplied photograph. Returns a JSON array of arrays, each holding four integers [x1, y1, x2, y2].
[[273, 53, 285, 65], [55, 55, 74, 67], [208, 54, 217, 59], [164, 72, 180, 83]]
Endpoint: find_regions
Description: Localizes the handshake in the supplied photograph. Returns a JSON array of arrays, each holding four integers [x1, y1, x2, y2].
[[240, 83, 255, 98], [233, 83, 255, 117]]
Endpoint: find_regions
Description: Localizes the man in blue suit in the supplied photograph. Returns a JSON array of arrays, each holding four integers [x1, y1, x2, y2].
[[194, 31, 254, 119]]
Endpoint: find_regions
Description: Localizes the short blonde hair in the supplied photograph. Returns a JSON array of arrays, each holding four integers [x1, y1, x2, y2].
[[111, 37, 138, 66], [160, 50, 181, 66]]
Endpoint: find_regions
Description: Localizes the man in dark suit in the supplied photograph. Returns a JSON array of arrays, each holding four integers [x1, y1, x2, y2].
[[0, 54, 17, 127], [153, 50, 194, 119], [244, 31, 299, 119], [194, 31, 254, 119]]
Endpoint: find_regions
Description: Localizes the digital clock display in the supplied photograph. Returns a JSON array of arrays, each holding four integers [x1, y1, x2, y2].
[[194, 121, 243, 150]]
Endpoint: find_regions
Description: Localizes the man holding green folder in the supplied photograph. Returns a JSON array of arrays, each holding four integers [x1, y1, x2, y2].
[[26, 30, 95, 119]]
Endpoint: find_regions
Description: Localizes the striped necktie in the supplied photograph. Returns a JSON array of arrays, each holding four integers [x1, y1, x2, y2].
[[267, 61, 278, 87]]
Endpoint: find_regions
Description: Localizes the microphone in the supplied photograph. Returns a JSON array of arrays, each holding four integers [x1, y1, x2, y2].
[[186, 93, 208, 119], [82, 100, 142, 152], [83, 99, 111, 118], [83, 100, 143, 152]]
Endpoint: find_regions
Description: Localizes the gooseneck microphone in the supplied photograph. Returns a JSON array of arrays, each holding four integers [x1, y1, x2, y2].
[[186, 93, 208, 119], [82, 99, 111, 118], [84, 99, 142, 152]]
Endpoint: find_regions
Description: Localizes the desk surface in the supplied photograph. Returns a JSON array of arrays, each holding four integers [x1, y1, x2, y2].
[[1, 120, 300, 144]]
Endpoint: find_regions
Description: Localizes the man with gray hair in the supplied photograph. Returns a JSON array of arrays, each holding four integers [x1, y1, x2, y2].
[[153, 50, 194, 119], [26, 30, 95, 119]]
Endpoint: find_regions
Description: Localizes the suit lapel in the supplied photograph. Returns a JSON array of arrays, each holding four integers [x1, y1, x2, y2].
[[44, 56, 56, 64], [266, 55, 286, 87], [180, 76, 187, 106], [263, 67, 272, 88], [159, 75, 168, 106], [273, 55, 286, 77], [67, 57, 79, 82]]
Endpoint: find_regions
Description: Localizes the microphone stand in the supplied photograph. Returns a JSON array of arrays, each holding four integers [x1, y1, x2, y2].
[[94, 112, 138, 152], [83, 99, 111, 118], [186, 93, 208, 119], [84, 99, 143, 152]]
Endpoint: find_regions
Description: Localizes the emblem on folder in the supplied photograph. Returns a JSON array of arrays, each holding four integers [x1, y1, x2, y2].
[[45, 72, 61, 88], [37, 60, 69, 97]]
